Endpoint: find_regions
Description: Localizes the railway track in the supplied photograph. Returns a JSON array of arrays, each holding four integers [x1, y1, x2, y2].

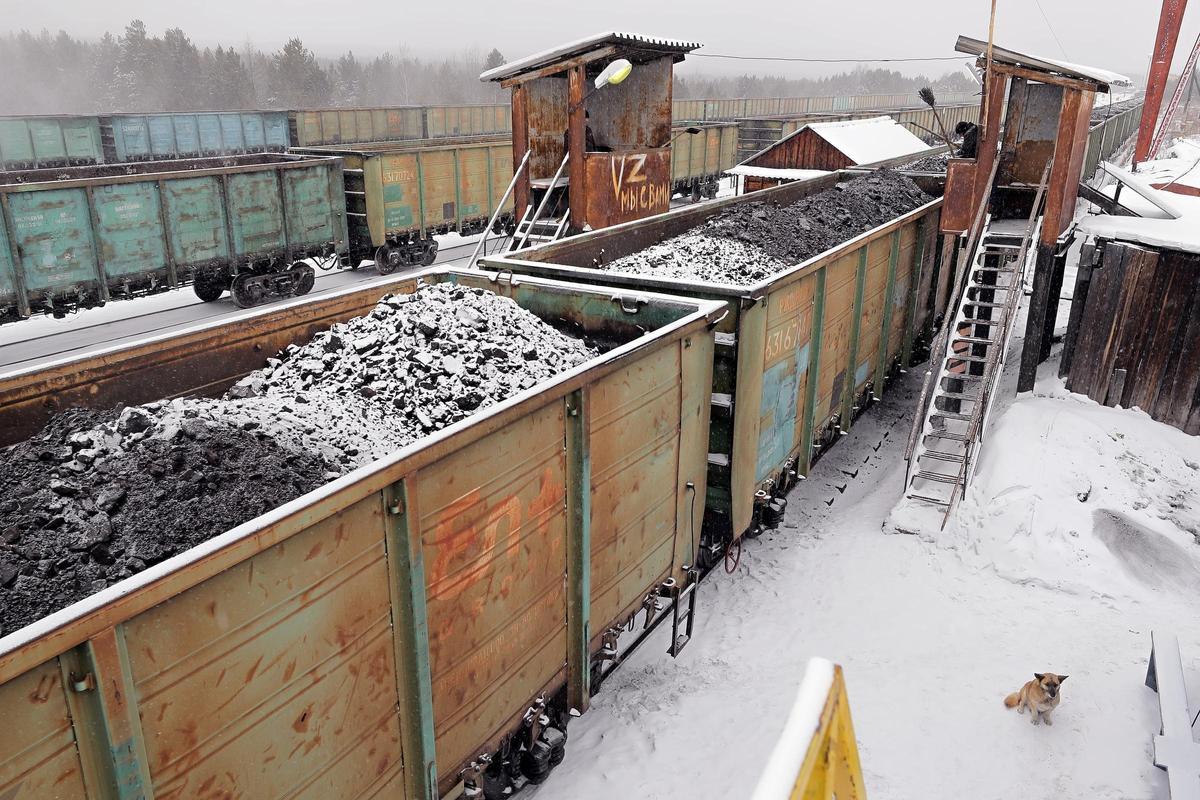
[[0, 238, 481, 372]]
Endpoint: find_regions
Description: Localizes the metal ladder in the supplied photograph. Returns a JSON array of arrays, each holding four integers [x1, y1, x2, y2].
[[903, 164, 1050, 525], [509, 153, 571, 251]]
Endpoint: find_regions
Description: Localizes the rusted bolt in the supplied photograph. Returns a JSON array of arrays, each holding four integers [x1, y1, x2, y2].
[[70, 672, 95, 693]]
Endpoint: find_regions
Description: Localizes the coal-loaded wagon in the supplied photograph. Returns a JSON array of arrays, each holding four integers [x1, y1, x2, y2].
[[0, 153, 347, 321], [0, 267, 719, 799], [292, 137, 514, 273], [485, 168, 950, 560]]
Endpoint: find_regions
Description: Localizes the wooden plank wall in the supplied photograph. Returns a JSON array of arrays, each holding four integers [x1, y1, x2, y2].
[[750, 128, 854, 172], [1063, 240, 1200, 434]]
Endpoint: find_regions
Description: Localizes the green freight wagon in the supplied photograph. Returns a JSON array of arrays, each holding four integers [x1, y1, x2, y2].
[[101, 112, 290, 161], [486, 170, 949, 559], [292, 137, 513, 272], [0, 267, 719, 800], [0, 115, 105, 169], [0, 153, 347, 321]]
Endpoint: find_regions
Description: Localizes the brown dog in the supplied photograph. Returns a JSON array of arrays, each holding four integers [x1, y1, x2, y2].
[[1004, 673, 1067, 725]]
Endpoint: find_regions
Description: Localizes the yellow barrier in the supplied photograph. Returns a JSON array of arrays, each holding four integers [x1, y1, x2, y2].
[[751, 658, 867, 800]]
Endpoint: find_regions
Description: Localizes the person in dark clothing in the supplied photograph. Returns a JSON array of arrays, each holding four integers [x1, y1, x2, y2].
[[956, 121, 979, 160], [563, 110, 611, 154]]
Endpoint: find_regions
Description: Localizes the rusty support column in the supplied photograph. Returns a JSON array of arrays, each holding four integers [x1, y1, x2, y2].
[[568, 66, 587, 232], [512, 84, 530, 224], [1019, 89, 1084, 393], [1135, 0, 1190, 165]]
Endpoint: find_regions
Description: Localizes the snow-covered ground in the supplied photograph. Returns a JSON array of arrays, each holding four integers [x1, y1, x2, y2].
[[532, 327, 1200, 798]]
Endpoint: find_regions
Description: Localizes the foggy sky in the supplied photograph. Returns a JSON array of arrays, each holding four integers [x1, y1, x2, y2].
[[1, 0, 1193, 82]]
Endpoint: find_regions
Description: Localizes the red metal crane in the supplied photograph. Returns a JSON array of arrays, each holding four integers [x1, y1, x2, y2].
[[1148, 30, 1200, 158], [1134, 0, 1191, 165]]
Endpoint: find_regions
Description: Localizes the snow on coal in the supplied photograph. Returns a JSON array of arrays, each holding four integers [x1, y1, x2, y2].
[[602, 170, 932, 286], [0, 282, 596, 634]]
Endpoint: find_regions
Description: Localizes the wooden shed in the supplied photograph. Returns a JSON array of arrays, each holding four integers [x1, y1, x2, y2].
[[731, 116, 933, 192], [481, 32, 700, 240]]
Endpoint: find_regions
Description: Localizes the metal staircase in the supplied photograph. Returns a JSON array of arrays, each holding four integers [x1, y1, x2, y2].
[[470, 150, 573, 266], [903, 164, 1050, 525]]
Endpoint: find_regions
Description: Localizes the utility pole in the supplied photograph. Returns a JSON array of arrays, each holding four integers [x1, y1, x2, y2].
[[1134, 0, 1190, 166]]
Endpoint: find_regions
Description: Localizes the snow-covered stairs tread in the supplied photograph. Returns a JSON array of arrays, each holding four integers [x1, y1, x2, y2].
[[904, 209, 1044, 521]]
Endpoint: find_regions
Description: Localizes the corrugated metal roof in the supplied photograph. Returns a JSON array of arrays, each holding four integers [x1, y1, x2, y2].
[[955, 36, 1126, 90], [480, 32, 701, 83]]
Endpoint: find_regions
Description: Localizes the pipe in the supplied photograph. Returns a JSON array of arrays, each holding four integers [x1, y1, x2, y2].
[[1134, 0, 1191, 166]]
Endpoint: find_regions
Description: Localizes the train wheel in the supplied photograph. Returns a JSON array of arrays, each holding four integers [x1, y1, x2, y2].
[[374, 244, 401, 275], [291, 262, 316, 296], [230, 274, 264, 309], [193, 277, 225, 302], [421, 240, 438, 267]]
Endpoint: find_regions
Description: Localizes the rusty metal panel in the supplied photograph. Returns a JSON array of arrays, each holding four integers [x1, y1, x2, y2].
[[941, 159, 976, 232], [728, 298, 767, 536], [587, 343, 682, 632], [0, 658, 88, 799], [888, 224, 919, 361], [582, 149, 671, 229], [754, 274, 817, 486], [122, 494, 404, 799], [1004, 81, 1063, 185], [414, 401, 568, 788], [456, 146, 492, 225], [856, 237, 893, 389], [815, 253, 858, 427], [416, 148, 457, 228], [524, 77, 568, 181]]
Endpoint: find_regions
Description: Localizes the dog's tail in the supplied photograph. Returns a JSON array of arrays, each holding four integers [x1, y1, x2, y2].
[[1003, 691, 1021, 708]]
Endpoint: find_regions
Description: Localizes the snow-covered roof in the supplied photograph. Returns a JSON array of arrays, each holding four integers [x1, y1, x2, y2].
[[726, 166, 831, 181], [1135, 136, 1200, 193], [1078, 158, 1200, 255], [804, 117, 932, 165], [955, 35, 1125, 90], [480, 32, 701, 83]]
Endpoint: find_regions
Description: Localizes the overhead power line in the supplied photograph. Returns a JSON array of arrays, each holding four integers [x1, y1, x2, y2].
[[1031, 0, 1070, 59], [690, 53, 972, 64]]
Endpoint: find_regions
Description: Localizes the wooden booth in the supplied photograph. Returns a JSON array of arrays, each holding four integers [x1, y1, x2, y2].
[[481, 32, 700, 238], [942, 35, 1114, 391]]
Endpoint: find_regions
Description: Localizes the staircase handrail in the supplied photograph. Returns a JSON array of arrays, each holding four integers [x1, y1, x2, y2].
[[470, 148, 531, 267]]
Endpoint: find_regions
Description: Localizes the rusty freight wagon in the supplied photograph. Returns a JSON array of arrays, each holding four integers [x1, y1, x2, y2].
[[0, 267, 719, 799], [289, 105, 513, 147], [292, 137, 514, 272], [670, 122, 739, 200], [485, 170, 948, 557], [0, 153, 348, 321]]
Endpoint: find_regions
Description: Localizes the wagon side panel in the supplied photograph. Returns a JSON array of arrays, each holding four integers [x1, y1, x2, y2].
[[416, 401, 568, 788], [587, 343, 683, 635], [0, 658, 90, 800], [122, 494, 406, 799]]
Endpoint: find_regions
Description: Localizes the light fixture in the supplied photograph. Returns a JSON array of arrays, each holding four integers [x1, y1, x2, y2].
[[594, 58, 633, 89]]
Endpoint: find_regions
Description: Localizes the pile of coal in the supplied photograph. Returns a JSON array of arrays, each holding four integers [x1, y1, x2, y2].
[[0, 409, 331, 635], [223, 281, 597, 468], [903, 153, 950, 173], [602, 170, 932, 286], [0, 282, 596, 634]]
